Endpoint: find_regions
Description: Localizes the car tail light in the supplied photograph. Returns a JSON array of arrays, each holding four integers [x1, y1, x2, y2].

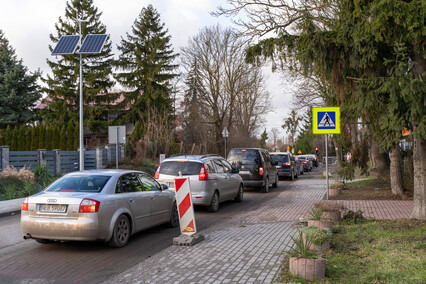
[[199, 164, 208, 181], [79, 198, 100, 213], [154, 164, 161, 179], [259, 167, 264, 175], [21, 198, 28, 211], [302, 161, 308, 164], [283, 163, 291, 166]]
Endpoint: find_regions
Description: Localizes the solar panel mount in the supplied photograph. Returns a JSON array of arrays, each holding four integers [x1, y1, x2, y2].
[[51, 35, 81, 55], [78, 34, 108, 54]]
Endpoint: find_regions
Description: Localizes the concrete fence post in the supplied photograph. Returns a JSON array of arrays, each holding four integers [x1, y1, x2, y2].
[[53, 149, 61, 175], [120, 144, 125, 160], [38, 149, 47, 167], [105, 145, 112, 164], [1, 146, 10, 170], [96, 148, 103, 169]]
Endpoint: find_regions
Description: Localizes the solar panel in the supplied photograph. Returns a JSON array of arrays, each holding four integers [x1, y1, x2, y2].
[[78, 34, 108, 54], [51, 35, 81, 55]]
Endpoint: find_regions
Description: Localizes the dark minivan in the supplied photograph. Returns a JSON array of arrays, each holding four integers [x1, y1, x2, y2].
[[227, 148, 278, 193]]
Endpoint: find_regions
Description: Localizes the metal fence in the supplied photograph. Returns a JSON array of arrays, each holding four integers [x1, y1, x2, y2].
[[0, 145, 125, 175]]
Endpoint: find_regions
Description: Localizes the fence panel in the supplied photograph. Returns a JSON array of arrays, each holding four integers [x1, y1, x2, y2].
[[60, 151, 79, 173], [46, 151, 56, 175], [84, 149, 96, 170], [9, 151, 39, 170]]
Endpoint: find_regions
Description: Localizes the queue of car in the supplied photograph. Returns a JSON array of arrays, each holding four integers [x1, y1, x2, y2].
[[20, 149, 318, 248]]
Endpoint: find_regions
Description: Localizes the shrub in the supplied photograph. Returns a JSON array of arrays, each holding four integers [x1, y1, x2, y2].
[[34, 165, 54, 188], [287, 231, 320, 259], [307, 208, 323, 220], [314, 201, 345, 212], [299, 226, 333, 245], [0, 176, 25, 200], [0, 166, 34, 182], [341, 209, 365, 224]]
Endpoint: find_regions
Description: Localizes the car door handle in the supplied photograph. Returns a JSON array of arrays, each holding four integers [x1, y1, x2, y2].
[[129, 198, 134, 203]]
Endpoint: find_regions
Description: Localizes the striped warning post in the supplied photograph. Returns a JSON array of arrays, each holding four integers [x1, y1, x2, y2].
[[174, 178, 197, 235]]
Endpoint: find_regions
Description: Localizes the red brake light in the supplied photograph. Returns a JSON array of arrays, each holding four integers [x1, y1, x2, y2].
[[21, 198, 28, 211], [302, 161, 308, 164], [242, 149, 246, 152], [283, 163, 291, 166], [199, 164, 208, 181], [154, 164, 161, 179], [259, 167, 264, 175], [79, 198, 100, 213]]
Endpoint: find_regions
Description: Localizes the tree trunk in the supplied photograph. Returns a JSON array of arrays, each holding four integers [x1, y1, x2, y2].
[[390, 145, 405, 197], [370, 138, 389, 181], [411, 132, 426, 220]]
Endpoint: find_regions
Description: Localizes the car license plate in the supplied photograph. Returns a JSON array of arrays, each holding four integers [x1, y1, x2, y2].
[[239, 171, 250, 175], [38, 204, 67, 213]]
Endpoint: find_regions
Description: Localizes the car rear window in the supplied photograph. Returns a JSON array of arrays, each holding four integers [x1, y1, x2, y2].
[[298, 156, 306, 160], [227, 149, 260, 165], [271, 154, 289, 163], [45, 175, 111, 193], [160, 161, 202, 176]]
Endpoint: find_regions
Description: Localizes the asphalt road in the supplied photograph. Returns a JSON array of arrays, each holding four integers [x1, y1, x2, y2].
[[0, 166, 322, 283]]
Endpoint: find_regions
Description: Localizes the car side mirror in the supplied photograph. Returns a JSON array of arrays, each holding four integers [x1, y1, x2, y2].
[[160, 184, 168, 190], [232, 168, 239, 174]]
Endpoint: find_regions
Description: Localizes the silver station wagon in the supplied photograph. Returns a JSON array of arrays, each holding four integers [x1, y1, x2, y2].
[[21, 169, 179, 248], [155, 155, 244, 212]]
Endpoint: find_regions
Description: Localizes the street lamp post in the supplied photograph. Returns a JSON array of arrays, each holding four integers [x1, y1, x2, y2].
[[78, 18, 85, 171], [222, 127, 229, 159]]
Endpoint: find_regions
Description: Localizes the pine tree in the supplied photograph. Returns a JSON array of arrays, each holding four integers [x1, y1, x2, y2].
[[258, 129, 268, 149], [0, 30, 41, 129], [115, 4, 178, 123], [11, 126, 18, 151], [4, 125, 11, 147], [30, 126, 37, 151], [59, 125, 67, 150], [42, 0, 117, 133], [0, 129, 3, 145], [52, 125, 60, 149], [38, 124, 46, 149], [66, 120, 75, 150], [18, 125, 26, 151]]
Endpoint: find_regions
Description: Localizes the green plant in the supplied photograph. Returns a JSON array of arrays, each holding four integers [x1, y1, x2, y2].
[[307, 208, 323, 220], [287, 231, 320, 259], [2, 183, 19, 200], [299, 226, 333, 245], [23, 181, 37, 196], [338, 161, 355, 181], [341, 209, 365, 224], [34, 165, 54, 188]]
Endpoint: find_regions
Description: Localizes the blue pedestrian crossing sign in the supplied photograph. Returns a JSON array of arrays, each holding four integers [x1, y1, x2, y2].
[[313, 107, 341, 134]]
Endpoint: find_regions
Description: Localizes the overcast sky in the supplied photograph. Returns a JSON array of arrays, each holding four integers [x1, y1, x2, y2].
[[0, 0, 292, 142]]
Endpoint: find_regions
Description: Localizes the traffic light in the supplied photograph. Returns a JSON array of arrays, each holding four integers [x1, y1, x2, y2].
[[315, 147, 319, 156]]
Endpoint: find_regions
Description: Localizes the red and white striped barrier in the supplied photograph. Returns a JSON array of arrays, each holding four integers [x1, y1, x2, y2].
[[174, 178, 197, 235]]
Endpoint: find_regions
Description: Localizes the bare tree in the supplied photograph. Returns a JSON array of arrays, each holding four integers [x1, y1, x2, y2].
[[180, 25, 270, 153]]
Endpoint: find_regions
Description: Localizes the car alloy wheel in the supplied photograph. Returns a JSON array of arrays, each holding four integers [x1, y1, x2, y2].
[[234, 184, 244, 202], [168, 202, 179, 228], [108, 214, 130, 248]]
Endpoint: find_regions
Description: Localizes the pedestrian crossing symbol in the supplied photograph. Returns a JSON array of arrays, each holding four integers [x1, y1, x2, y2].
[[313, 107, 340, 134]]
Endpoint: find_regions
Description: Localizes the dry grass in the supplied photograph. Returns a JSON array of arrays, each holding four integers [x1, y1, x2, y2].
[[313, 200, 346, 212], [0, 166, 34, 182]]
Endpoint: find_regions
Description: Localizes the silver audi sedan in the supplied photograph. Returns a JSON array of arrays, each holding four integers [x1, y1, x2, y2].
[[21, 169, 179, 247]]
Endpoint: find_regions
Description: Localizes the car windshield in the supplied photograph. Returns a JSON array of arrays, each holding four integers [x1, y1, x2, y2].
[[271, 154, 289, 163], [160, 161, 202, 176], [45, 175, 111, 193], [227, 149, 260, 165]]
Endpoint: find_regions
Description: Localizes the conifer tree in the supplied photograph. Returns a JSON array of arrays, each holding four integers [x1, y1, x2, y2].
[[45, 126, 52, 150], [18, 125, 26, 151], [59, 125, 67, 150], [31, 126, 37, 151], [25, 127, 32, 150], [115, 4, 178, 123], [0, 30, 41, 128], [11, 126, 18, 151], [38, 124, 46, 149], [53, 125, 60, 149], [0, 129, 3, 145], [74, 122, 80, 150], [4, 125, 11, 147], [66, 120, 75, 150], [42, 0, 117, 133]]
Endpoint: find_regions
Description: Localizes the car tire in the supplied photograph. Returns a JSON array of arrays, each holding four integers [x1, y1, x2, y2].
[[234, 184, 244, 202], [35, 239, 52, 244], [290, 171, 295, 181], [295, 170, 298, 178], [262, 177, 269, 193], [108, 214, 131, 248], [272, 175, 278, 188], [207, 191, 219, 212], [300, 169, 304, 175], [168, 202, 179, 228]]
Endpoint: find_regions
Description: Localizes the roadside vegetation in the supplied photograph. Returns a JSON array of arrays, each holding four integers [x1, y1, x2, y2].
[[277, 218, 426, 283], [0, 166, 59, 201]]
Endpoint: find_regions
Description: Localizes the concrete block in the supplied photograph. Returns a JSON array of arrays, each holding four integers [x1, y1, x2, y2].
[[173, 234, 205, 246]]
